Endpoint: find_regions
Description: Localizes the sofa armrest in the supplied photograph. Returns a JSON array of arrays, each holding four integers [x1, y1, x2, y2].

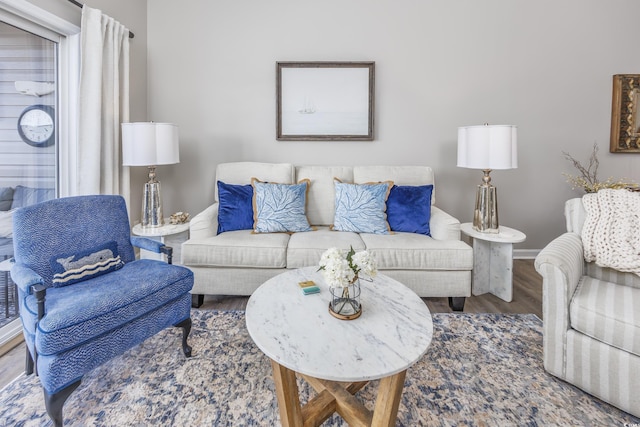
[[534, 232, 585, 377], [189, 202, 219, 240], [10, 262, 44, 296], [429, 206, 461, 241]]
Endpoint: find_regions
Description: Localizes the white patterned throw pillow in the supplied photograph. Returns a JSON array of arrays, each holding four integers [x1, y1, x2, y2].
[[251, 178, 313, 233]]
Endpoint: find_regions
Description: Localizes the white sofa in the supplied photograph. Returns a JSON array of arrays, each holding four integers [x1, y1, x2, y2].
[[182, 162, 473, 310], [535, 198, 639, 417]]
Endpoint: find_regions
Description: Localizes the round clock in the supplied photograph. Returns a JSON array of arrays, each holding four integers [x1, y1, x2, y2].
[[17, 104, 55, 148]]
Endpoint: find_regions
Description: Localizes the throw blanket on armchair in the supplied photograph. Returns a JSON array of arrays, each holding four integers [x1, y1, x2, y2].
[[581, 189, 640, 275]]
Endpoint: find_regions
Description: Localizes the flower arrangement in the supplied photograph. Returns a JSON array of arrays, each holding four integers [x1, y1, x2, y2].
[[318, 246, 377, 289], [563, 143, 637, 193]]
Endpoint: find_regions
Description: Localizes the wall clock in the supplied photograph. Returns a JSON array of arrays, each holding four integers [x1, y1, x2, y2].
[[17, 104, 55, 148]]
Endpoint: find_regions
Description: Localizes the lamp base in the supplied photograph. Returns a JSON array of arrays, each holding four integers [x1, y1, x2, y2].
[[473, 170, 499, 233], [142, 175, 164, 227]]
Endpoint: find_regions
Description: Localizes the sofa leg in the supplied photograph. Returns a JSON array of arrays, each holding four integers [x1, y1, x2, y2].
[[25, 348, 34, 375], [43, 380, 81, 427], [175, 318, 193, 357], [448, 297, 466, 312], [191, 294, 204, 308]]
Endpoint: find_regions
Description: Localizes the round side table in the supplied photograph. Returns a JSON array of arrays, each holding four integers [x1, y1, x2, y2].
[[460, 223, 526, 303], [132, 223, 190, 265]]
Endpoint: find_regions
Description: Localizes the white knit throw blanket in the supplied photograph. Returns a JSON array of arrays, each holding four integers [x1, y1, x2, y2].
[[581, 189, 640, 275]]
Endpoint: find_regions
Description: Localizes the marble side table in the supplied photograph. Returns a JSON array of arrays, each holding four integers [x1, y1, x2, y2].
[[246, 267, 432, 427], [132, 222, 189, 264], [460, 222, 526, 303]]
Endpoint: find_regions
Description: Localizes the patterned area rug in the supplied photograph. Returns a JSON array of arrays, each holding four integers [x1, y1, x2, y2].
[[1, 310, 638, 426]]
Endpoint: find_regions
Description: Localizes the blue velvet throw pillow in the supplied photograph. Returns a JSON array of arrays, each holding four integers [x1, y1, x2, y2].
[[50, 240, 124, 287], [252, 178, 313, 233], [332, 180, 393, 234], [217, 181, 254, 234], [386, 184, 433, 236]]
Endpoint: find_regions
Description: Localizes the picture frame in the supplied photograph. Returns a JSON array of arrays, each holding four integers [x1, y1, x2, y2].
[[610, 74, 640, 153], [276, 61, 375, 141]]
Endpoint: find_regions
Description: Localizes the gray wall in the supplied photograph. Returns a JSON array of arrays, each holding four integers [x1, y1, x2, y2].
[[21, 0, 640, 251], [146, 0, 640, 251]]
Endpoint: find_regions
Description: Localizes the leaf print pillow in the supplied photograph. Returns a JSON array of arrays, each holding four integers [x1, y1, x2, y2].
[[332, 179, 393, 234], [251, 178, 313, 233]]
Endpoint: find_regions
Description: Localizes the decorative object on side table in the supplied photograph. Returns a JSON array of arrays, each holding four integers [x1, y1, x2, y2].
[[169, 212, 190, 225], [318, 246, 377, 320], [457, 124, 518, 233], [562, 142, 637, 193], [122, 122, 180, 227]]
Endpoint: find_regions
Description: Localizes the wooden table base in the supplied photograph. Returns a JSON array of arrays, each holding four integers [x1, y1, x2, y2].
[[270, 359, 407, 427]]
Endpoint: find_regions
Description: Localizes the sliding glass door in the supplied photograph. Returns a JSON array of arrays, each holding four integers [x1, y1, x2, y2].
[[0, 20, 57, 343]]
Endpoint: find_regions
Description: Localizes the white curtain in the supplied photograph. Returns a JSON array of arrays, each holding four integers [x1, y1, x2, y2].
[[77, 6, 130, 203]]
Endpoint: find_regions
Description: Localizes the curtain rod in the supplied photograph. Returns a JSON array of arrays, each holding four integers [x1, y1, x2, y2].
[[68, 0, 135, 39]]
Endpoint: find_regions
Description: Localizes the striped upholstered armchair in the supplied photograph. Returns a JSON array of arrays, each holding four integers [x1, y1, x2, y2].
[[535, 197, 639, 417]]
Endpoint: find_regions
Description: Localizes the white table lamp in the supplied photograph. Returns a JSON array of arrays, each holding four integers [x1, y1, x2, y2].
[[457, 124, 517, 233], [122, 122, 179, 227]]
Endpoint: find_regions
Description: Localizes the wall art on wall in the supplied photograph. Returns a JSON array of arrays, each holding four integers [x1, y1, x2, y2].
[[610, 74, 640, 153], [276, 61, 375, 141]]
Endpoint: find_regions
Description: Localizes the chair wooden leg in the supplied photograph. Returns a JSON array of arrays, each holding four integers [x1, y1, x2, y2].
[[25, 347, 34, 375], [448, 297, 466, 312], [174, 318, 192, 357], [43, 380, 81, 427]]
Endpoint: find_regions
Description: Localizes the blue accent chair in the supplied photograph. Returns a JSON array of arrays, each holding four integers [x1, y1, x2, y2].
[[10, 195, 193, 426]]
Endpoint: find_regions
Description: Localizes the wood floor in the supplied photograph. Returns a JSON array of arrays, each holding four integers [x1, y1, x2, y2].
[[0, 259, 541, 391]]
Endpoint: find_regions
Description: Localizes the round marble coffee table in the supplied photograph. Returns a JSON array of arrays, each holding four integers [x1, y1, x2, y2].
[[246, 266, 432, 426]]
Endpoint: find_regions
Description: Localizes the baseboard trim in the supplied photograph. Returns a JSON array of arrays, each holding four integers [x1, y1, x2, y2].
[[514, 249, 539, 259]]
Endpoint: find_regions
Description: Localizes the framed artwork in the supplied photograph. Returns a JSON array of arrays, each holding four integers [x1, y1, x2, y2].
[[276, 61, 375, 141], [610, 74, 640, 153]]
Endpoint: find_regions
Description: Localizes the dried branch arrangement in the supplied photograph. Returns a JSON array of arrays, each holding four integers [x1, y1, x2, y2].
[[562, 143, 637, 193]]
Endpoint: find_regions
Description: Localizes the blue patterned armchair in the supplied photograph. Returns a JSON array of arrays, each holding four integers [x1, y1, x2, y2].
[[10, 195, 194, 426]]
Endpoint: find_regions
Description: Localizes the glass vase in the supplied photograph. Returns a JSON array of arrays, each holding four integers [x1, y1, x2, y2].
[[329, 277, 362, 320]]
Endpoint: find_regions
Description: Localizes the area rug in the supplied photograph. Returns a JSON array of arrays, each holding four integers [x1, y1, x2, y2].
[[1, 310, 638, 426]]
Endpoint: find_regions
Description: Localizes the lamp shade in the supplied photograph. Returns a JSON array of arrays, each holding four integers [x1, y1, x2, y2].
[[457, 124, 517, 170], [122, 122, 179, 166]]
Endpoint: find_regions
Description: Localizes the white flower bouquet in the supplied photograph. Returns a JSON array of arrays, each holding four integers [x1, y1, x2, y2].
[[318, 246, 377, 289]]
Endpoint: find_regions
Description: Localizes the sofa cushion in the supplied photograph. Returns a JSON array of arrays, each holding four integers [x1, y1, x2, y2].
[[0, 210, 13, 238], [181, 230, 289, 268], [0, 187, 14, 211], [359, 232, 473, 270], [23, 260, 193, 356], [332, 180, 393, 234], [50, 240, 124, 287], [217, 181, 254, 234], [11, 185, 54, 209], [214, 162, 294, 202], [386, 184, 433, 236], [287, 226, 366, 268], [251, 178, 313, 233], [570, 276, 640, 356], [295, 166, 354, 226]]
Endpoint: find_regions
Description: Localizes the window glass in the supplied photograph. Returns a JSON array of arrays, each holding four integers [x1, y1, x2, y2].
[[0, 20, 57, 328]]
